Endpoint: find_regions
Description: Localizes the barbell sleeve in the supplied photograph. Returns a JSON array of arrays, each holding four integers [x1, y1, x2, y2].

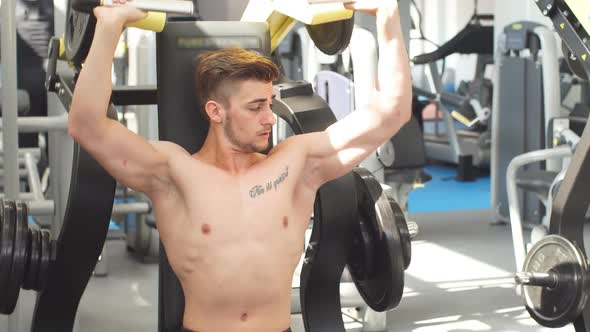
[[515, 272, 558, 289]]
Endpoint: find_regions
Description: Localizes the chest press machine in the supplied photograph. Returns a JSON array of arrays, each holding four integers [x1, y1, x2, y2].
[[0, 0, 415, 331]]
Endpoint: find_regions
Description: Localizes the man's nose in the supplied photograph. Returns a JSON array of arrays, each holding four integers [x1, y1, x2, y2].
[[262, 106, 276, 126]]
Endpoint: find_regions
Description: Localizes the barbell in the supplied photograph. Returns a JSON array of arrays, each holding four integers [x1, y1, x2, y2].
[[514, 235, 588, 328]]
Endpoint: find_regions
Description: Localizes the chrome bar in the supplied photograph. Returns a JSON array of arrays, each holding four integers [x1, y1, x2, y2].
[[24, 153, 44, 201]]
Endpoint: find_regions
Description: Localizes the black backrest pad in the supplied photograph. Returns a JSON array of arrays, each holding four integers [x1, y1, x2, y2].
[[390, 116, 426, 169], [156, 20, 270, 332]]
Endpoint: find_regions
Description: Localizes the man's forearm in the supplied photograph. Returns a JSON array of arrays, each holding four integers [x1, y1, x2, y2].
[[375, 4, 412, 114], [69, 22, 123, 131]]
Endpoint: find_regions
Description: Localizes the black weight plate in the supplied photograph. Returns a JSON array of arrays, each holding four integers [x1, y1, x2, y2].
[[305, 14, 355, 55], [23, 227, 40, 291], [35, 229, 44, 291], [32, 228, 42, 290], [18, 205, 31, 290], [522, 235, 587, 328], [37, 230, 52, 291], [0, 200, 15, 314], [388, 197, 411, 270], [348, 208, 376, 281], [64, 4, 96, 66], [15, 202, 29, 289], [26, 228, 41, 291], [348, 173, 375, 280], [4, 201, 28, 314], [1, 201, 19, 314], [349, 167, 405, 312]]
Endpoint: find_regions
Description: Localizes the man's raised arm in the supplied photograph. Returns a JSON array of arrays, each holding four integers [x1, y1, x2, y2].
[[299, 0, 412, 188], [68, 6, 178, 196]]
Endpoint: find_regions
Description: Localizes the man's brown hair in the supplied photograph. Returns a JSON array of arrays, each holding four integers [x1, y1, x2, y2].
[[194, 48, 281, 121]]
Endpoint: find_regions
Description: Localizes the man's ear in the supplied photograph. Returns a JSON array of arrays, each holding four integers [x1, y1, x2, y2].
[[205, 100, 223, 123]]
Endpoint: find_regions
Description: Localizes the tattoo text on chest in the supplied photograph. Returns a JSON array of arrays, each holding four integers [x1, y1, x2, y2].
[[249, 166, 289, 199]]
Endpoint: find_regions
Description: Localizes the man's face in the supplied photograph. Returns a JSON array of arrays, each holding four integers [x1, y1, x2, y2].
[[221, 80, 276, 153]]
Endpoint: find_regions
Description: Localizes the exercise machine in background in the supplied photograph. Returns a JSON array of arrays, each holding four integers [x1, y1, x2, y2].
[[491, 22, 562, 225], [411, 13, 494, 180], [513, 0, 590, 330]]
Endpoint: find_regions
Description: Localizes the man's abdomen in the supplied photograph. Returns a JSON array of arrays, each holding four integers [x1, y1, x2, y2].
[[181, 273, 293, 332], [174, 241, 299, 332]]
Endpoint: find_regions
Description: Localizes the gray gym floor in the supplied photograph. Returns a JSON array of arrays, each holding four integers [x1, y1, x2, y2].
[[4, 209, 579, 331]]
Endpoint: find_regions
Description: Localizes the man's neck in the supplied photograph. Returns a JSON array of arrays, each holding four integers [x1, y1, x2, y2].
[[195, 133, 263, 175]]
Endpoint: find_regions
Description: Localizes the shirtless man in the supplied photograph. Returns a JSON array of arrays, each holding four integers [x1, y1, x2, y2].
[[67, 0, 411, 331]]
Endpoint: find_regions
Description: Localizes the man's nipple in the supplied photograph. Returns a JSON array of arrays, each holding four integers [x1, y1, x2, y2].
[[283, 216, 289, 228], [240, 312, 248, 321], [201, 223, 211, 235]]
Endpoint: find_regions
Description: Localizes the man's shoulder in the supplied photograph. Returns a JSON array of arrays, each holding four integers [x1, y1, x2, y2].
[[264, 134, 322, 191]]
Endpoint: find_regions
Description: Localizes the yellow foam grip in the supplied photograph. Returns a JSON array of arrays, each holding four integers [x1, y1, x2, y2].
[[267, 13, 297, 52], [451, 110, 473, 127], [126, 11, 166, 32], [272, 1, 353, 25]]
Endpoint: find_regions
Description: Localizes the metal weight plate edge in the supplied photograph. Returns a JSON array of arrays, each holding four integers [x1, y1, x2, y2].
[[64, 4, 97, 66], [351, 168, 406, 311], [0, 200, 13, 314], [3, 200, 20, 314]]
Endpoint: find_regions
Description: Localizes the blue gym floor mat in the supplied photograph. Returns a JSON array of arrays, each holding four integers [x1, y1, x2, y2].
[[109, 220, 120, 231], [407, 165, 490, 213]]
